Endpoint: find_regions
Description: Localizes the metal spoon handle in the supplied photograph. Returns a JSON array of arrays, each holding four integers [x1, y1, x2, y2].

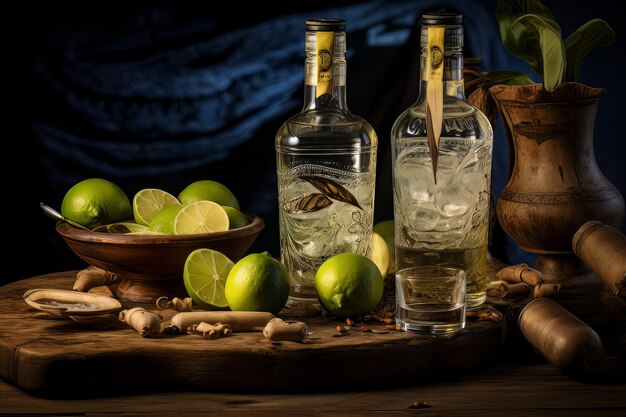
[[40, 203, 91, 231]]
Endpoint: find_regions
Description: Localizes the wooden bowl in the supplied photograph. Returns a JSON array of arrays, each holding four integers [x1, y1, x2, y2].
[[56, 214, 265, 303]]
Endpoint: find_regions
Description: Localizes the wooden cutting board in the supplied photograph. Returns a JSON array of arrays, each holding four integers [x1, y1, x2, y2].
[[0, 272, 503, 393]]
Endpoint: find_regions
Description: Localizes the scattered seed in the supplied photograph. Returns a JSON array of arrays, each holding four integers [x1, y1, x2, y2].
[[408, 400, 431, 409]]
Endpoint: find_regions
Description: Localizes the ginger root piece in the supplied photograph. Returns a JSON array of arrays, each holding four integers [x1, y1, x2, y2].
[[496, 263, 544, 287], [500, 282, 531, 299], [74, 266, 121, 292], [263, 318, 308, 342], [187, 322, 232, 339], [533, 283, 562, 298], [119, 307, 161, 337], [156, 296, 193, 312], [519, 298, 603, 376]]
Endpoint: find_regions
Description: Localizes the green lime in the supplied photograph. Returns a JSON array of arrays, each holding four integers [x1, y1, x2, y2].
[[225, 252, 289, 315], [183, 248, 233, 310], [174, 201, 229, 235], [371, 232, 390, 278], [178, 180, 240, 209], [149, 205, 183, 234], [222, 206, 249, 229], [61, 178, 131, 229], [133, 188, 180, 226], [314, 253, 383, 318], [373, 220, 396, 274]]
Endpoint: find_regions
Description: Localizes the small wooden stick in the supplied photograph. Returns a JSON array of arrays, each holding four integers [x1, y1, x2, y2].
[[119, 307, 161, 337], [533, 283, 562, 298], [74, 266, 121, 292], [263, 318, 308, 342], [187, 322, 232, 340], [156, 296, 193, 312], [496, 263, 544, 287]]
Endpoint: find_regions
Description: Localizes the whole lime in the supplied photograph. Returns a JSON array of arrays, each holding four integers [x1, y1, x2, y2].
[[61, 178, 132, 229], [149, 204, 183, 234], [373, 220, 396, 274], [178, 180, 240, 210], [314, 253, 383, 318], [223, 206, 249, 229], [225, 252, 289, 315]]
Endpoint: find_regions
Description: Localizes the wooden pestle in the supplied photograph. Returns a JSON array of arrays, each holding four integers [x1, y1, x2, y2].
[[573, 220, 626, 298], [519, 298, 603, 376]]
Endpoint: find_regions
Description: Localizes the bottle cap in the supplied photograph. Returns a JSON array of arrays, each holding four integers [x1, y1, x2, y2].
[[422, 12, 463, 26], [420, 12, 463, 49], [306, 18, 346, 32]]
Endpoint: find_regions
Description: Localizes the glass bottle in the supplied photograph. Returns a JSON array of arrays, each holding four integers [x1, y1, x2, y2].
[[391, 12, 493, 308], [276, 18, 378, 315]]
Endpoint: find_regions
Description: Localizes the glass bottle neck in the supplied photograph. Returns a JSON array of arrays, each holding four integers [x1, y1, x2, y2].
[[417, 49, 465, 102], [303, 31, 348, 111]]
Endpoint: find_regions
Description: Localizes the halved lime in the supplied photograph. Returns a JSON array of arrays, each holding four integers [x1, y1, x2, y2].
[[184, 248, 234, 310], [133, 188, 180, 226], [174, 201, 229, 235]]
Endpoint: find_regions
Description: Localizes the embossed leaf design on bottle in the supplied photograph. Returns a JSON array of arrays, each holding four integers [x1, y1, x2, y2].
[[300, 176, 363, 210], [283, 193, 333, 214]]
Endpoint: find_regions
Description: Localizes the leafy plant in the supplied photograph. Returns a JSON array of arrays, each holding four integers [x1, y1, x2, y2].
[[491, 0, 615, 91]]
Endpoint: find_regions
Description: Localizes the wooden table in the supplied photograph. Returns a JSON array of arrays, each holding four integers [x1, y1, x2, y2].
[[1, 358, 625, 416], [1, 272, 625, 416]]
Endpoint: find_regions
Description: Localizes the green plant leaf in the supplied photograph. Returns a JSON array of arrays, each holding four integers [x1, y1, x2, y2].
[[564, 19, 615, 82], [512, 14, 565, 91], [485, 70, 534, 86], [496, 0, 564, 90], [496, 0, 561, 61]]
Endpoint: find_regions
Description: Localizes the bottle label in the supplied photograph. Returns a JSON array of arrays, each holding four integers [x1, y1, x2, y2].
[[426, 26, 445, 183], [315, 32, 334, 97]]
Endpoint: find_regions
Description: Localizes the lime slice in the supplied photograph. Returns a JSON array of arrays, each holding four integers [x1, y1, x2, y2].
[[370, 232, 390, 278], [133, 189, 180, 226], [184, 248, 234, 310], [174, 201, 229, 235]]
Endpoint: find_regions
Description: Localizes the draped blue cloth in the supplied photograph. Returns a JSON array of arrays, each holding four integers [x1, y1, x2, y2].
[[33, 0, 535, 264]]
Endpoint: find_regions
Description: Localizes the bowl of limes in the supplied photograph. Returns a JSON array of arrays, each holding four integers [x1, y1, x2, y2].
[[54, 178, 264, 303]]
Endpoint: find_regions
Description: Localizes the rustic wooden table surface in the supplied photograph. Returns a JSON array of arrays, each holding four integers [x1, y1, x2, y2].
[[1, 271, 625, 416], [1, 358, 625, 416]]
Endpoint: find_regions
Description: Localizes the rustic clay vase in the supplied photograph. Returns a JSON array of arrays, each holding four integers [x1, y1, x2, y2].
[[490, 83, 625, 282]]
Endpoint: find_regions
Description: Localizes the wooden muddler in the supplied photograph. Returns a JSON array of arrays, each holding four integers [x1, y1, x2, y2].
[[519, 298, 603, 376], [573, 220, 626, 298]]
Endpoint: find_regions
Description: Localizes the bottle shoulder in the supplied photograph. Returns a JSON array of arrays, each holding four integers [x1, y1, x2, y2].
[[391, 99, 492, 141], [276, 108, 378, 150]]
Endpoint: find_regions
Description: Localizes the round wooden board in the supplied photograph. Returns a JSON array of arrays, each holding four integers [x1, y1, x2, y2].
[[0, 273, 503, 393]]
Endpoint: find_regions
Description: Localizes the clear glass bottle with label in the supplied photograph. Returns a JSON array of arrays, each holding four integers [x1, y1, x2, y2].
[[391, 13, 493, 309], [276, 19, 377, 315]]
